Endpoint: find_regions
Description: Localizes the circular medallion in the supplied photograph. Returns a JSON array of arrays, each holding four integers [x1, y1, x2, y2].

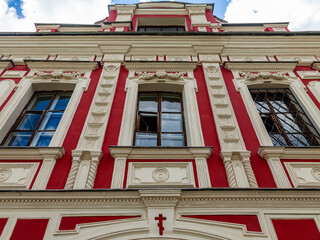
[[0, 168, 12, 183], [312, 168, 320, 182], [152, 168, 169, 183]]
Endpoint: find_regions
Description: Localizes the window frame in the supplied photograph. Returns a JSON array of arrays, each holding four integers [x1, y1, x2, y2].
[[1, 90, 72, 147], [133, 91, 187, 147], [250, 88, 320, 147], [137, 26, 186, 32]]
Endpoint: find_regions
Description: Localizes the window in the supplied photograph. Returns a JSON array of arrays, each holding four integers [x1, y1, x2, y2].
[[138, 26, 185, 32], [250, 88, 320, 147], [2, 91, 72, 147], [134, 92, 186, 147]]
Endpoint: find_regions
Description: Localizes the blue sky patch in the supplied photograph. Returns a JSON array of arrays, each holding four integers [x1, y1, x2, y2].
[[7, 0, 24, 19], [111, 0, 229, 19]]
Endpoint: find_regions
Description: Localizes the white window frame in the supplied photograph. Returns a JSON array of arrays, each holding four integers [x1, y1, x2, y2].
[[229, 62, 320, 188], [111, 62, 212, 189], [0, 60, 99, 189]]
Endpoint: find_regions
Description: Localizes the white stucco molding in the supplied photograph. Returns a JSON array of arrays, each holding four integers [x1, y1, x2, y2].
[[258, 146, 320, 160], [110, 146, 212, 160], [258, 146, 320, 188], [202, 59, 258, 188], [230, 63, 320, 188], [0, 147, 64, 190], [308, 81, 320, 104], [0, 80, 16, 107], [110, 147, 212, 189], [25, 60, 100, 71], [0, 60, 14, 74], [224, 61, 298, 72], [65, 60, 121, 190]]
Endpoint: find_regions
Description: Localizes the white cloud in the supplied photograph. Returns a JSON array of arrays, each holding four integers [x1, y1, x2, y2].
[[224, 0, 320, 31], [0, 0, 111, 32]]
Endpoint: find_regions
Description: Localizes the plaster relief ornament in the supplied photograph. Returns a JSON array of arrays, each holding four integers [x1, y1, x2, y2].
[[312, 168, 320, 182], [104, 65, 119, 72], [137, 71, 185, 80], [0, 168, 12, 183], [241, 72, 287, 81], [34, 71, 84, 80], [152, 168, 170, 183]]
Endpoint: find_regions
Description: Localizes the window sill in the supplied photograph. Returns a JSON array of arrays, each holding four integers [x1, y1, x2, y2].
[[109, 146, 213, 159], [0, 147, 65, 160], [258, 146, 320, 160]]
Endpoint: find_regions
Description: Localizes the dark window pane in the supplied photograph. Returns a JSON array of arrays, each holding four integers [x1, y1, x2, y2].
[[139, 93, 158, 112], [145, 27, 160, 32], [161, 133, 184, 147], [5, 132, 32, 146], [162, 27, 178, 32], [138, 27, 145, 32], [50, 93, 71, 110], [161, 113, 183, 132], [135, 132, 157, 146], [31, 132, 54, 147], [39, 112, 63, 130], [139, 112, 157, 132], [177, 27, 185, 31], [161, 94, 181, 112], [17, 113, 41, 130], [28, 94, 52, 111]]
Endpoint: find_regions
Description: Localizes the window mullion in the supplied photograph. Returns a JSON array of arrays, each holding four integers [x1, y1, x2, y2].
[[265, 95, 292, 146], [26, 92, 57, 146]]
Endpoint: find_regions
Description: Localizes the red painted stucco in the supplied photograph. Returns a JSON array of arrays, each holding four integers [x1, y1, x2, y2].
[[183, 215, 262, 232], [272, 219, 320, 240], [10, 219, 49, 240], [0, 218, 8, 237], [59, 216, 140, 231]]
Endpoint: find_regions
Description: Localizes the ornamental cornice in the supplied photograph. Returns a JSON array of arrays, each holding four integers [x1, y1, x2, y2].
[[0, 147, 65, 160], [258, 146, 320, 160], [124, 62, 197, 72], [0, 190, 320, 209], [109, 146, 213, 159], [25, 60, 100, 71], [223, 61, 298, 72]]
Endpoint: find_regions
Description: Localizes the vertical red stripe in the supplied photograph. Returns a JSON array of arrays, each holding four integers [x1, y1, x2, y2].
[[94, 66, 128, 188], [194, 66, 228, 187]]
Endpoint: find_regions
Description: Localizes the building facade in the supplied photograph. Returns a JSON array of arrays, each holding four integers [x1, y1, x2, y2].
[[0, 1, 320, 239]]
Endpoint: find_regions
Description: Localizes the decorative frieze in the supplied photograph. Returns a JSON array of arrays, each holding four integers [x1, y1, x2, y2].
[[276, 55, 317, 66], [0, 163, 39, 189], [240, 72, 287, 81], [137, 71, 185, 80], [33, 71, 84, 80], [202, 59, 258, 188], [285, 162, 320, 187], [127, 162, 195, 188]]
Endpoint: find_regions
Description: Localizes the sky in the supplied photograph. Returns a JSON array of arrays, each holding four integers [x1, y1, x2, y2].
[[0, 0, 320, 32]]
